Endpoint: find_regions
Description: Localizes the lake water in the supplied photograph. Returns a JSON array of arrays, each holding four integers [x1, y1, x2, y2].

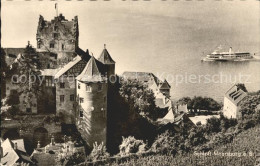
[[2, 1, 260, 102]]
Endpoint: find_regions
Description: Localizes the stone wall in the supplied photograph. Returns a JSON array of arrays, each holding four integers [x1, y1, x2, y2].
[[76, 80, 108, 147], [56, 77, 76, 124]]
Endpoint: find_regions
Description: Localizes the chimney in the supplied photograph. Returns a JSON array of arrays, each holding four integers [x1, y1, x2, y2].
[[51, 135, 55, 146], [14, 142, 18, 150], [229, 47, 232, 54], [37, 141, 41, 149]]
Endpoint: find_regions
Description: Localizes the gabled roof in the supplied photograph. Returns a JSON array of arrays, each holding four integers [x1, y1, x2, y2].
[[225, 84, 247, 105], [76, 56, 105, 82], [54, 55, 82, 79], [159, 79, 171, 89], [0, 138, 32, 165], [122, 71, 154, 82], [3, 48, 25, 58], [98, 45, 115, 64], [41, 68, 60, 76]]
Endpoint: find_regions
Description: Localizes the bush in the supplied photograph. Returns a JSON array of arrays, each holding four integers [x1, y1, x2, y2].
[[89, 142, 109, 161], [150, 131, 177, 155], [119, 136, 147, 156]]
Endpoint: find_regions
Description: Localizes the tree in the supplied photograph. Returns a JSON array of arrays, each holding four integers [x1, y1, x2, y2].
[[177, 97, 191, 105], [1, 48, 8, 98], [239, 94, 260, 118], [119, 79, 160, 120], [187, 96, 221, 112], [14, 42, 41, 112]]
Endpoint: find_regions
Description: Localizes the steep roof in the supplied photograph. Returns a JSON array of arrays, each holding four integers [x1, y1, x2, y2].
[[225, 84, 247, 105], [122, 71, 154, 82], [41, 68, 60, 76], [3, 48, 25, 58], [0, 138, 32, 165], [98, 45, 115, 64], [159, 79, 171, 89], [54, 55, 82, 79], [76, 56, 105, 82]]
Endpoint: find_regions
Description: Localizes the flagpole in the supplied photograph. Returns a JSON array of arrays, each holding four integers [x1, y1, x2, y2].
[[55, 3, 58, 17]]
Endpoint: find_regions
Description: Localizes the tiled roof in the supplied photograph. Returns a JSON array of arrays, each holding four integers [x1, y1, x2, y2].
[[122, 71, 155, 82], [11, 139, 26, 153], [0, 138, 32, 165], [0, 148, 19, 165], [76, 56, 106, 82], [225, 85, 247, 105], [54, 55, 82, 79], [75, 47, 91, 61], [159, 79, 171, 89], [3, 48, 25, 58], [98, 46, 115, 64], [41, 68, 60, 76]]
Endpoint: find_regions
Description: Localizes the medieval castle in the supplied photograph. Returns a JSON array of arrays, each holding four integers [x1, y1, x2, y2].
[[3, 13, 172, 148]]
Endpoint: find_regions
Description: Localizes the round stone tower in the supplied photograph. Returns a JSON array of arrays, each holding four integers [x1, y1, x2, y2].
[[76, 55, 108, 147]]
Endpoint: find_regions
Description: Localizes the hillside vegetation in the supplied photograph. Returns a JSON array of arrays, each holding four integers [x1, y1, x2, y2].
[[111, 125, 260, 166]]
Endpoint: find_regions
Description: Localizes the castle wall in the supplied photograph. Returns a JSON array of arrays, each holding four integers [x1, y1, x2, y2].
[[5, 78, 38, 114], [56, 76, 76, 124], [76, 80, 108, 147]]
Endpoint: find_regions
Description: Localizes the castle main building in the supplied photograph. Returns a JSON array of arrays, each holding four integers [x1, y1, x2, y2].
[[3, 13, 115, 147]]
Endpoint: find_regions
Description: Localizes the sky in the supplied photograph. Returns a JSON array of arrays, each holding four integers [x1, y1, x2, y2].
[[2, 0, 260, 74]]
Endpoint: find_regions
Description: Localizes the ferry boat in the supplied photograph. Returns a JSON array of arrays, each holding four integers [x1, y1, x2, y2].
[[202, 47, 253, 62]]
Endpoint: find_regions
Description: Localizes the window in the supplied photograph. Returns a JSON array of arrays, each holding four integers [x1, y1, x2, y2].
[[47, 64, 50, 69], [26, 108, 32, 113], [98, 84, 102, 91], [37, 43, 41, 49], [104, 96, 106, 102], [60, 82, 65, 88], [53, 33, 58, 38], [62, 44, 65, 50], [78, 83, 80, 89], [50, 43, 55, 48], [86, 85, 91, 92], [79, 97, 84, 103], [12, 76, 18, 84], [80, 111, 83, 118], [70, 94, 75, 101], [60, 95, 65, 103], [54, 25, 58, 31], [101, 108, 105, 118]]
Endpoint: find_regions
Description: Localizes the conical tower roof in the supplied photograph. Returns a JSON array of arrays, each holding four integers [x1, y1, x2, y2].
[[76, 55, 105, 82], [98, 44, 115, 64]]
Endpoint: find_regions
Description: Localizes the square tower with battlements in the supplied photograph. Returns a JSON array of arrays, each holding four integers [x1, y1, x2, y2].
[[36, 14, 79, 68]]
